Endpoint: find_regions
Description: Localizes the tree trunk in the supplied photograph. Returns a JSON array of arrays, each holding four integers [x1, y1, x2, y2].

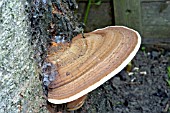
[[0, 0, 48, 112], [0, 0, 81, 112]]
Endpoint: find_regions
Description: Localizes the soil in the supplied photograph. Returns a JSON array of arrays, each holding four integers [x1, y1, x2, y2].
[[75, 48, 170, 113]]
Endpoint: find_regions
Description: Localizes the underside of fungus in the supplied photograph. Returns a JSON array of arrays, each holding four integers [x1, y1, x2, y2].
[[46, 26, 141, 104]]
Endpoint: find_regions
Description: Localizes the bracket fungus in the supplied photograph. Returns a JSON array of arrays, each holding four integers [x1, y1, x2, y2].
[[46, 26, 141, 108]]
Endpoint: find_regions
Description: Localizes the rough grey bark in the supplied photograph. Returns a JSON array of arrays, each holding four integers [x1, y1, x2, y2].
[[0, 0, 82, 112], [0, 0, 48, 112]]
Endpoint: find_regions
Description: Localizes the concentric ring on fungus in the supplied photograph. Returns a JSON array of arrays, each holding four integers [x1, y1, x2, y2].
[[47, 26, 141, 104]]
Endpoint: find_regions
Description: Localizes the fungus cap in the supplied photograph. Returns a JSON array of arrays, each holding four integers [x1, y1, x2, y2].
[[47, 26, 141, 104]]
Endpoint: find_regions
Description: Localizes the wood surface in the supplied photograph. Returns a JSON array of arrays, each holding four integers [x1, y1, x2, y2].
[[113, 0, 170, 39]]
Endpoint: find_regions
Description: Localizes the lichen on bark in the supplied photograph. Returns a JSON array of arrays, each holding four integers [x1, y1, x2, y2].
[[0, 0, 48, 112]]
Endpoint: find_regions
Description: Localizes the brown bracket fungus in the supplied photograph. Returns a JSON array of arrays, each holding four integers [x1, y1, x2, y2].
[[47, 26, 141, 107]]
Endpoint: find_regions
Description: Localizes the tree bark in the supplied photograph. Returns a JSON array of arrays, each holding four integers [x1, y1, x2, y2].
[[0, 0, 48, 112], [0, 0, 81, 112]]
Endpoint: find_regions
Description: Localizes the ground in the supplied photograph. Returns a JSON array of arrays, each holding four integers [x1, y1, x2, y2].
[[76, 48, 170, 113]]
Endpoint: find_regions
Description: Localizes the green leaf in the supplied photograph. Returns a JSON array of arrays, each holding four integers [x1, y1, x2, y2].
[[166, 79, 170, 86], [141, 46, 146, 52], [94, 0, 101, 5], [92, 0, 101, 5], [167, 66, 170, 78], [167, 66, 170, 72]]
